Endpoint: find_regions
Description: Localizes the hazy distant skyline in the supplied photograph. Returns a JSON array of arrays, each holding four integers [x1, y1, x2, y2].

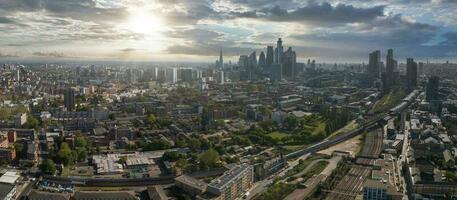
[[0, 0, 457, 63]]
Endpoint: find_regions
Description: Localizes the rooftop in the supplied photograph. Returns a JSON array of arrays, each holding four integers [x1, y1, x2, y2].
[[0, 183, 15, 200], [0, 171, 20, 184], [73, 191, 137, 200], [175, 175, 207, 191], [208, 164, 251, 190], [27, 190, 71, 200]]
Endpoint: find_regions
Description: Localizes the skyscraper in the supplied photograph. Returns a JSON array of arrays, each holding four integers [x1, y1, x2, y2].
[[258, 51, 266, 67], [64, 88, 76, 111], [266, 46, 274, 66], [275, 38, 283, 64], [90, 65, 96, 77], [238, 55, 249, 69], [217, 71, 224, 84], [248, 51, 257, 70], [282, 47, 296, 78], [219, 48, 224, 69], [368, 50, 381, 80], [418, 62, 424, 75], [384, 49, 396, 92], [166, 68, 178, 83], [406, 58, 418, 90], [426, 76, 439, 101]]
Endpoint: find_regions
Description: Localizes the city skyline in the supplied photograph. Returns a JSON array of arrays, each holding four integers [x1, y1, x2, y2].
[[0, 0, 457, 63]]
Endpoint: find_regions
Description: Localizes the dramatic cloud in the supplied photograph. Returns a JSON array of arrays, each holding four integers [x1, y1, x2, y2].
[[232, 2, 385, 25], [0, 0, 456, 61], [166, 28, 255, 56]]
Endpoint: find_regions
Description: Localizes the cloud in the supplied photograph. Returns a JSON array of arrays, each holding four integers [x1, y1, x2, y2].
[[0, 52, 20, 58], [32, 51, 76, 58], [6, 44, 26, 47], [168, 28, 222, 41], [441, 32, 457, 45], [0, 0, 455, 61], [0, 17, 17, 24], [0, 0, 128, 23], [229, 0, 299, 8], [166, 28, 255, 56], [231, 2, 385, 25], [287, 14, 454, 59], [120, 48, 138, 52]]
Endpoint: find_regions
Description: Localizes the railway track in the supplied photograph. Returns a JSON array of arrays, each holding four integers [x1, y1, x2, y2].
[[325, 166, 371, 200], [325, 128, 384, 199], [357, 129, 383, 159]]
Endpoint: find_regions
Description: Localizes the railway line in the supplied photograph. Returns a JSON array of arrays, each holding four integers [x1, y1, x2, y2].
[[357, 129, 383, 159], [324, 129, 384, 200], [286, 90, 419, 160], [325, 166, 371, 200]]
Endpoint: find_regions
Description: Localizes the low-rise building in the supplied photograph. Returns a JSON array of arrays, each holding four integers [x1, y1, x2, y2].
[[27, 190, 71, 200], [73, 191, 137, 200], [0, 183, 16, 200], [174, 175, 207, 196]]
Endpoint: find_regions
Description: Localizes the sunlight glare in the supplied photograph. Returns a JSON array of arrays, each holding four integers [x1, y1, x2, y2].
[[127, 8, 164, 36]]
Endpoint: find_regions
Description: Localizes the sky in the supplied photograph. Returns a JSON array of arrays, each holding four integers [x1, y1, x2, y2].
[[0, 0, 457, 63]]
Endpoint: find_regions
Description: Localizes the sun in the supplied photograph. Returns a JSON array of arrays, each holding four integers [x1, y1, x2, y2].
[[127, 8, 164, 36]]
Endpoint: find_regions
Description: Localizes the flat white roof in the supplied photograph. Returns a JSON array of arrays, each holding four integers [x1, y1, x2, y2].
[[0, 171, 20, 184]]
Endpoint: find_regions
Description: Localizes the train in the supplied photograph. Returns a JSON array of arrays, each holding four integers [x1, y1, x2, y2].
[[389, 89, 420, 115]]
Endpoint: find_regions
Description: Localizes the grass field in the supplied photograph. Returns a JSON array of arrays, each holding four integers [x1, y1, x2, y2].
[[255, 182, 297, 200], [328, 120, 359, 139], [301, 160, 329, 181], [299, 118, 326, 136], [268, 131, 290, 140], [311, 122, 326, 135], [280, 145, 304, 155], [285, 154, 329, 177], [372, 90, 406, 113]]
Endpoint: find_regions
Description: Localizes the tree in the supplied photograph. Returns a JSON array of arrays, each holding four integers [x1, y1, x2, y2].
[[199, 149, 220, 169], [147, 114, 157, 128], [0, 158, 7, 166], [57, 142, 74, 166], [108, 113, 116, 120], [259, 120, 274, 132], [14, 143, 25, 159], [176, 158, 188, 171], [188, 138, 202, 151], [157, 117, 172, 128], [283, 116, 298, 131], [40, 159, 56, 175], [75, 148, 87, 162], [214, 119, 225, 129], [162, 151, 184, 162], [138, 139, 172, 151], [75, 137, 87, 148], [24, 115, 40, 129], [118, 156, 127, 165], [258, 106, 272, 116]]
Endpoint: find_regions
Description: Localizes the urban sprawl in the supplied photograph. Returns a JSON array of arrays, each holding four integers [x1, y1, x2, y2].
[[0, 39, 457, 200]]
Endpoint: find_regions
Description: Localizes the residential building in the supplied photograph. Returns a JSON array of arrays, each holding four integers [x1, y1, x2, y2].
[[64, 88, 75, 111], [207, 164, 253, 200]]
